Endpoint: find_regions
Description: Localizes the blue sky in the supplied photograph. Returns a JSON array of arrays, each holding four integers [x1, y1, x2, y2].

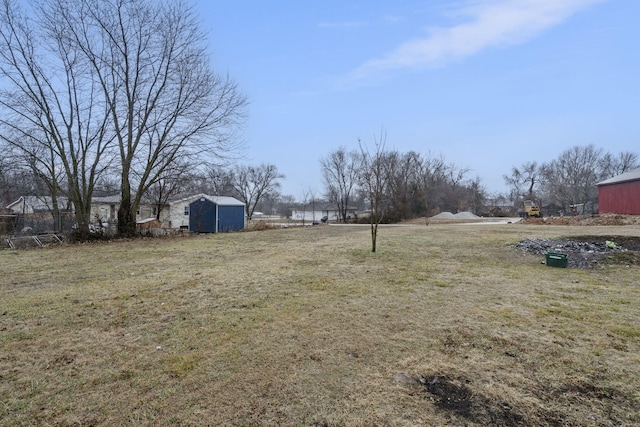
[[193, 0, 639, 199]]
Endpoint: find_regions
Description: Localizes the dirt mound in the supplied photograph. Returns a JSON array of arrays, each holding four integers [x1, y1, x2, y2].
[[514, 235, 640, 269], [520, 214, 640, 226]]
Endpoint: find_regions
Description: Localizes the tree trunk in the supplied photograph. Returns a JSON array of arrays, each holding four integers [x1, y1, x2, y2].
[[370, 222, 377, 253], [118, 197, 136, 237], [118, 176, 136, 237]]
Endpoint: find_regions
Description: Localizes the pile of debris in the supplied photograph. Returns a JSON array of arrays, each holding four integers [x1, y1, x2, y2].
[[520, 214, 640, 226], [513, 236, 640, 269]]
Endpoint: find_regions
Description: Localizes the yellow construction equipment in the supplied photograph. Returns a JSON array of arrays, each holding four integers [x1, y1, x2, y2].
[[518, 199, 542, 218]]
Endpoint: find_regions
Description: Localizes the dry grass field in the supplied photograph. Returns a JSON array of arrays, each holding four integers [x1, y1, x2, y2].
[[1, 222, 639, 426]]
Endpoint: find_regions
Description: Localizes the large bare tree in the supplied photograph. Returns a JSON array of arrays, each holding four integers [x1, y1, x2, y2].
[[418, 153, 447, 216], [1, 0, 247, 238], [384, 150, 423, 219], [230, 163, 284, 220], [321, 148, 360, 222], [65, 0, 247, 236], [0, 0, 114, 236], [503, 161, 541, 200], [541, 145, 603, 212]]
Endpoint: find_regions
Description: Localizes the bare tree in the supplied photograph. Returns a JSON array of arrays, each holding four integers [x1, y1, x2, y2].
[[94, 175, 120, 196], [466, 176, 487, 215], [184, 166, 235, 196], [358, 131, 389, 252], [22, 142, 68, 231], [297, 187, 319, 225], [145, 160, 195, 220], [384, 150, 423, 220], [321, 148, 360, 222], [0, 0, 114, 237], [503, 161, 542, 202], [307, 187, 319, 224], [299, 188, 310, 226], [0, 153, 39, 207], [230, 163, 284, 220], [51, 0, 247, 236], [276, 194, 296, 218], [503, 146, 639, 215], [440, 163, 471, 213], [599, 151, 639, 179], [541, 145, 602, 212], [418, 153, 447, 216]]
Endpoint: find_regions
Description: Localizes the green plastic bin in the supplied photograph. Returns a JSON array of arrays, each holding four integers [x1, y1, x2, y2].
[[545, 252, 568, 268]]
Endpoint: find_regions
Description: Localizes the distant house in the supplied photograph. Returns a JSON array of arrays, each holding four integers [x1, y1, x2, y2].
[[290, 208, 325, 223], [5, 196, 73, 233], [6, 195, 69, 214], [90, 195, 121, 224], [597, 168, 640, 215], [90, 195, 157, 229], [290, 203, 358, 222]]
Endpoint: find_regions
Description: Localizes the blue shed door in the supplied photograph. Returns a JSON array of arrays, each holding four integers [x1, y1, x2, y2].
[[218, 205, 245, 232], [189, 199, 216, 233]]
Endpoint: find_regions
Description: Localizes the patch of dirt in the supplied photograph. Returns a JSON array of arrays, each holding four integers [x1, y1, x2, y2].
[[401, 373, 635, 426], [519, 214, 640, 226], [513, 235, 640, 269], [397, 373, 527, 426]]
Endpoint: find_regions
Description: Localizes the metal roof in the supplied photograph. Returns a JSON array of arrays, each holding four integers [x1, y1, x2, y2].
[[205, 195, 245, 206], [597, 167, 640, 186], [168, 193, 245, 206]]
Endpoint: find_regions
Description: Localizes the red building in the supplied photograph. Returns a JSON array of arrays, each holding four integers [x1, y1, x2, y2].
[[597, 168, 640, 215]]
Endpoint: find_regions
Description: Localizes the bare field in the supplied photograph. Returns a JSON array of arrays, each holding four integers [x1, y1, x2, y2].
[[1, 223, 639, 426]]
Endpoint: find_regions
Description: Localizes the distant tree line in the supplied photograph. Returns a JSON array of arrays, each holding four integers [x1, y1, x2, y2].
[[320, 142, 487, 223], [504, 145, 639, 215]]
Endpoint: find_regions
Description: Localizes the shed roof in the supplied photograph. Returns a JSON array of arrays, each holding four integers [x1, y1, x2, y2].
[[597, 167, 640, 186], [170, 193, 244, 207], [206, 196, 245, 207]]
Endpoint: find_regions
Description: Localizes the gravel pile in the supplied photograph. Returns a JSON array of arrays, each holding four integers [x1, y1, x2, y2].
[[431, 212, 456, 219], [514, 238, 624, 256], [454, 211, 480, 219], [431, 211, 480, 220]]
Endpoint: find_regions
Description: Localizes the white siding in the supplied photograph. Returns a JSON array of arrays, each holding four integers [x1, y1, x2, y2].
[[290, 210, 324, 221], [166, 200, 191, 229]]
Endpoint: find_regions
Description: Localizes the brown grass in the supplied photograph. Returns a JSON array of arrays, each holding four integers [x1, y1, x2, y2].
[[1, 223, 639, 426]]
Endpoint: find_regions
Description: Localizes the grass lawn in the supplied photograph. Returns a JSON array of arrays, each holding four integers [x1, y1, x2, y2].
[[1, 222, 639, 426]]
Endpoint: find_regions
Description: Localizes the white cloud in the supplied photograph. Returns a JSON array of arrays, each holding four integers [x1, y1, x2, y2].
[[348, 0, 606, 83]]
